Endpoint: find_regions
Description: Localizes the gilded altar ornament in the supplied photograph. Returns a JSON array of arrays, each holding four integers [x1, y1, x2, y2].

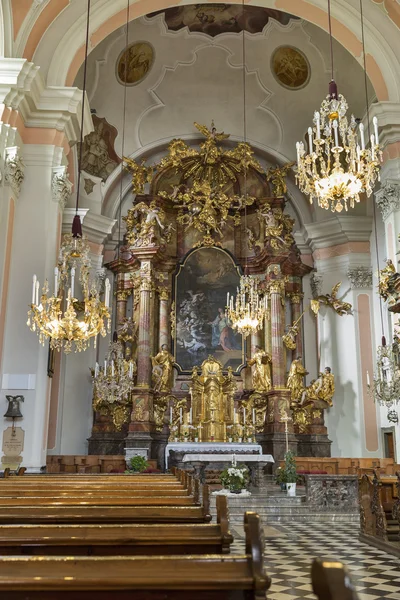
[[28, 233, 111, 353], [123, 157, 153, 194], [248, 346, 272, 392], [287, 356, 308, 402], [91, 340, 136, 430], [188, 356, 237, 443], [282, 310, 305, 350], [151, 345, 175, 393], [300, 367, 335, 408], [257, 204, 295, 252], [266, 162, 295, 197], [378, 259, 400, 310], [124, 200, 169, 248], [153, 393, 175, 432], [311, 282, 353, 317]]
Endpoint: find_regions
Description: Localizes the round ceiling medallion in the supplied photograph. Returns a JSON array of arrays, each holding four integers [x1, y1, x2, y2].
[[271, 46, 310, 90], [116, 41, 155, 86]]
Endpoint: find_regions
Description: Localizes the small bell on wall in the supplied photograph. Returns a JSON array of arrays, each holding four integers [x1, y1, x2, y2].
[[4, 395, 24, 419]]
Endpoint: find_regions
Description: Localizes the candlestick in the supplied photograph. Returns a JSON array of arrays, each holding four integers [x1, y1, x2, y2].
[[70, 267, 75, 298], [35, 280, 39, 306], [366, 370, 370, 387], [54, 267, 59, 296], [95, 362, 99, 378], [32, 275, 37, 304], [373, 116, 379, 144], [314, 111, 321, 139], [360, 123, 365, 150], [252, 408, 255, 425], [371, 135, 375, 160], [243, 407, 246, 426], [104, 359, 107, 372], [333, 120, 339, 147], [296, 142, 300, 163], [308, 127, 313, 154], [170, 407, 173, 423], [189, 408, 192, 425], [179, 407, 183, 424], [111, 360, 114, 377]]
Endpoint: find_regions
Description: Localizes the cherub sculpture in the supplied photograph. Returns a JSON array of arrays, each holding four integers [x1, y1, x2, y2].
[[311, 282, 353, 317], [123, 157, 153, 194], [378, 259, 400, 305]]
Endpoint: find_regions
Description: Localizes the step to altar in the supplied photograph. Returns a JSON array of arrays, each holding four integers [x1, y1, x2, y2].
[[210, 486, 359, 524]]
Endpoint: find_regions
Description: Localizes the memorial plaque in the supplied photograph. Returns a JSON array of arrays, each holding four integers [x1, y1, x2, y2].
[[1, 427, 24, 469]]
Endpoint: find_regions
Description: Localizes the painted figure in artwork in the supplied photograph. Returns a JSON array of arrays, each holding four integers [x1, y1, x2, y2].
[[211, 308, 237, 352], [151, 345, 175, 393]]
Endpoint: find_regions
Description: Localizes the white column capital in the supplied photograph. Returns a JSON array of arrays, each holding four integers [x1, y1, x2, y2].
[[375, 179, 400, 221], [347, 266, 373, 289], [4, 146, 24, 198], [52, 166, 72, 211]]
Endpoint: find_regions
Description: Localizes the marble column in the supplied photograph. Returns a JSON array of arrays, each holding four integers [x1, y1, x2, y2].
[[270, 281, 285, 389], [264, 294, 272, 355], [290, 293, 303, 360], [158, 288, 170, 349], [137, 268, 153, 388], [116, 287, 129, 327]]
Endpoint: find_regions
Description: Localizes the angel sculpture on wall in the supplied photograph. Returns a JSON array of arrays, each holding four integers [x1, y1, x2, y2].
[[311, 282, 353, 317], [124, 200, 168, 248], [378, 259, 400, 307], [266, 161, 295, 197], [123, 157, 153, 194], [257, 204, 295, 251]]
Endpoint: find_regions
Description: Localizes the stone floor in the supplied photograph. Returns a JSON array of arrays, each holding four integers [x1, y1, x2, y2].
[[231, 521, 400, 599]]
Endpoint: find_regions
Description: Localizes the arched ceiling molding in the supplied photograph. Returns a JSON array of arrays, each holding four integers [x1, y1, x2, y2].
[[1, 0, 14, 58], [26, 0, 398, 104], [101, 135, 313, 230], [14, 0, 52, 58]]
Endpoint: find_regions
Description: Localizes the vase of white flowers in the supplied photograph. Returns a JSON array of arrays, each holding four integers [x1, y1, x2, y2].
[[220, 465, 249, 493]]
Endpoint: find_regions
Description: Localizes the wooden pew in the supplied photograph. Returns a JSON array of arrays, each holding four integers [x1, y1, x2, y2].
[[359, 471, 400, 544], [0, 481, 211, 524], [0, 493, 231, 556], [0, 512, 270, 600], [312, 558, 359, 600]]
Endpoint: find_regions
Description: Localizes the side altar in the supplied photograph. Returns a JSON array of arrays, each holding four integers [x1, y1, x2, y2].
[[87, 120, 336, 469]]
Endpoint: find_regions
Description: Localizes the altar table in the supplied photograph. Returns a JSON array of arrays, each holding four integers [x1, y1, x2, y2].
[[165, 442, 262, 468], [182, 454, 274, 463]]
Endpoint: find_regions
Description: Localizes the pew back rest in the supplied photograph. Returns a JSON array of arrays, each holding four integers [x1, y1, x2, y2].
[[312, 558, 359, 600]]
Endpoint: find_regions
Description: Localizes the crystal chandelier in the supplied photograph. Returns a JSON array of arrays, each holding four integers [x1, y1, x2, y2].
[[92, 337, 136, 429], [226, 276, 267, 338], [28, 226, 111, 353], [295, 0, 382, 213], [27, 0, 111, 353], [367, 341, 400, 407]]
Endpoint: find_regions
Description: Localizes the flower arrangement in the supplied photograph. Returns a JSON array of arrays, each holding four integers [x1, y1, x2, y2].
[[220, 465, 249, 493], [125, 455, 149, 474]]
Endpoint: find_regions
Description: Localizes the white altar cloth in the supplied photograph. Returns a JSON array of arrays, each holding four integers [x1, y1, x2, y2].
[[182, 453, 274, 463], [165, 442, 262, 468]]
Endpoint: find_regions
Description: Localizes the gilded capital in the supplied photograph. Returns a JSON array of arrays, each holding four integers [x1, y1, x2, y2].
[[289, 293, 303, 304], [158, 288, 169, 301]]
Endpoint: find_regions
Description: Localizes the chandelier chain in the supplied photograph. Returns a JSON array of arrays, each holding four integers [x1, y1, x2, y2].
[[75, 0, 91, 215], [327, 0, 334, 81]]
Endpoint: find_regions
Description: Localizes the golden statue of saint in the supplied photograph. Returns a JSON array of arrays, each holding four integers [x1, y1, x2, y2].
[[320, 367, 335, 407], [287, 356, 308, 401], [248, 345, 272, 392], [151, 345, 174, 393]]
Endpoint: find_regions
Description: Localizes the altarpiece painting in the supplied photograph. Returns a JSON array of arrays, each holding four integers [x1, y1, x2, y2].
[[174, 247, 245, 373]]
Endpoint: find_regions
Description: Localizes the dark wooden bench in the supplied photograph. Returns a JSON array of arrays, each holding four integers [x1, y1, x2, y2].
[[359, 471, 400, 543], [0, 511, 269, 600], [312, 558, 359, 600], [0, 494, 231, 556]]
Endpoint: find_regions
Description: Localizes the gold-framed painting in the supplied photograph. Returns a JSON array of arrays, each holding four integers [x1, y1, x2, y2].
[[271, 46, 310, 90], [172, 247, 246, 374], [116, 41, 155, 86]]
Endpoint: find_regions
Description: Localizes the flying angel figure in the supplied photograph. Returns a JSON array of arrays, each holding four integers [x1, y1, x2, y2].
[[194, 121, 230, 142], [311, 282, 353, 317]]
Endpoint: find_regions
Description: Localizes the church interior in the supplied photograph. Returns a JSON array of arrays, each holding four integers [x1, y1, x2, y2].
[[1, 0, 400, 598]]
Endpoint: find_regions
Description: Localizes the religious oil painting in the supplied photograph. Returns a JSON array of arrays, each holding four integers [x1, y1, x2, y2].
[[174, 247, 245, 373], [271, 46, 310, 90], [116, 41, 154, 86]]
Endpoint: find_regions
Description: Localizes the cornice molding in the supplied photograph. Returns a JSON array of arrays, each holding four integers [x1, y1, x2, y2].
[[304, 216, 374, 251]]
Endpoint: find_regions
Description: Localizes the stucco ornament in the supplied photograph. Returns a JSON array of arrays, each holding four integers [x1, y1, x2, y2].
[[347, 267, 373, 289], [4, 148, 24, 198], [52, 167, 73, 210], [376, 181, 400, 221], [310, 273, 323, 299]]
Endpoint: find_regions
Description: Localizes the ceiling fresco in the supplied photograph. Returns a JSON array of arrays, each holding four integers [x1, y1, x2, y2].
[[148, 4, 298, 36]]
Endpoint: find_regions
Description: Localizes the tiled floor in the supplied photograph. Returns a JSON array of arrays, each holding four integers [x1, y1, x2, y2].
[[230, 522, 400, 599]]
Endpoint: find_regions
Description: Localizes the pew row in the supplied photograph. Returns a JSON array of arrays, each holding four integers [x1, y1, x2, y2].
[[0, 512, 270, 600], [0, 494, 231, 556], [312, 558, 359, 600]]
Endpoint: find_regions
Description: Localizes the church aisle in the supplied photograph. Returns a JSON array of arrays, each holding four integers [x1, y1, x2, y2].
[[230, 522, 400, 599]]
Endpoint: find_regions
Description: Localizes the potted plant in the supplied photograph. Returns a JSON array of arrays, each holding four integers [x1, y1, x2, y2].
[[125, 455, 149, 474], [220, 465, 249, 494], [283, 450, 298, 497], [275, 466, 287, 491]]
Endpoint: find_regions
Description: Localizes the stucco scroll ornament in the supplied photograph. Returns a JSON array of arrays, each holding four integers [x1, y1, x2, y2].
[[4, 148, 24, 198], [376, 181, 400, 221], [52, 168, 73, 211]]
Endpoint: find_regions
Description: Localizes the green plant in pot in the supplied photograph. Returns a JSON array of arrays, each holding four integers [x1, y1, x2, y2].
[[126, 455, 148, 474], [275, 466, 287, 491], [283, 450, 298, 497], [220, 465, 249, 493]]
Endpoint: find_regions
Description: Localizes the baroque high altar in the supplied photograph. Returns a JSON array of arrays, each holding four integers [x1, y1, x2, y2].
[[88, 122, 334, 468]]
